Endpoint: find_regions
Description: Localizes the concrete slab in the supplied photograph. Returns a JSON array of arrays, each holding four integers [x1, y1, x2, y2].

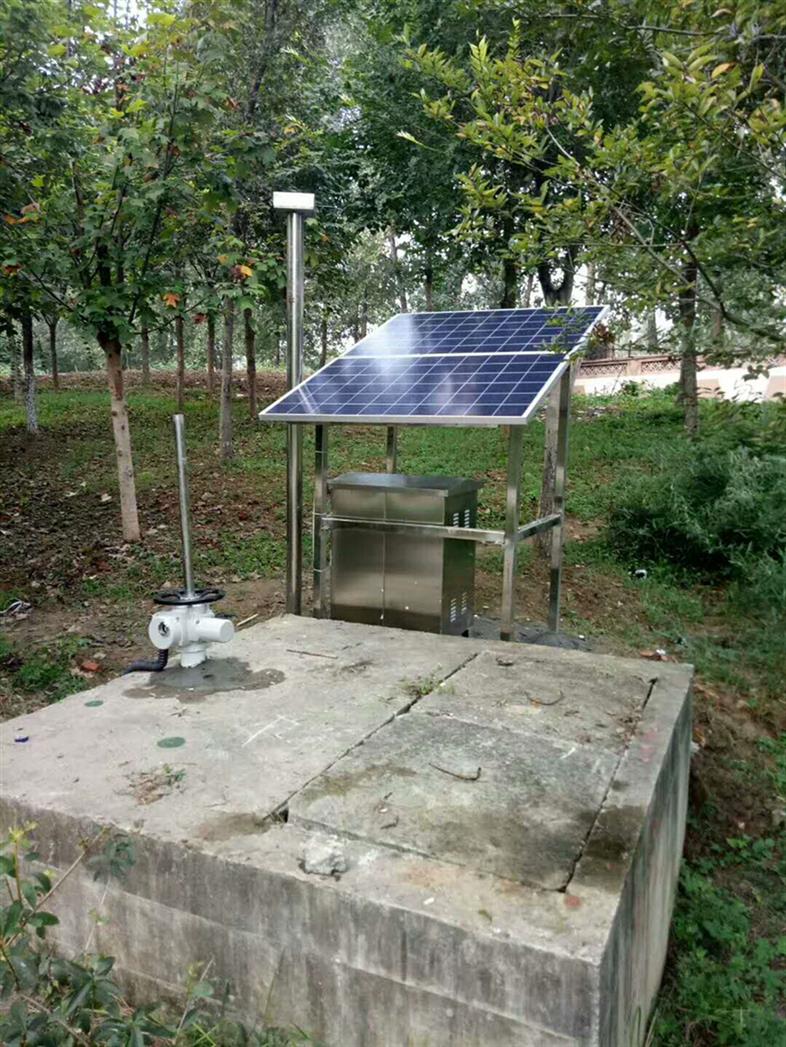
[[291, 714, 618, 889], [0, 615, 692, 1046]]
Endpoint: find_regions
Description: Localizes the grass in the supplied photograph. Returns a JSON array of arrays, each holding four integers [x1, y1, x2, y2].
[[1, 382, 784, 1044]]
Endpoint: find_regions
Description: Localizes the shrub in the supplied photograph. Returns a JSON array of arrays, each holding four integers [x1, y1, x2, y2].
[[607, 446, 786, 576]]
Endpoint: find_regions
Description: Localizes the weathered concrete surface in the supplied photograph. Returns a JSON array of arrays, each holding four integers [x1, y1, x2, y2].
[[0, 615, 692, 1046]]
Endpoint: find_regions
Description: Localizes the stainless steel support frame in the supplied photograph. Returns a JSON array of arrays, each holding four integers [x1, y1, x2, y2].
[[385, 426, 398, 473], [500, 427, 525, 641], [285, 210, 306, 615], [547, 366, 572, 632], [304, 362, 572, 641], [323, 514, 560, 547], [172, 413, 195, 597], [312, 424, 329, 618]]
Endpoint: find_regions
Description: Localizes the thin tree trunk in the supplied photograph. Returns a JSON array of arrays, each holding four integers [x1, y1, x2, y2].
[[219, 297, 235, 461], [175, 311, 186, 412], [244, 307, 257, 418], [679, 251, 699, 436], [711, 305, 725, 350], [388, 230, 408, 313], [359, 295, 369, 338], [21, 307, 38, 434], [9, 323, 22, 403], [100, 332, 141, 542], [585, 261, 596, 306], [140, 322, 150, 386], [522, 272, 534, 308], [646, 312, 658, 351], [319, 308, 328, 369], [424, 260, 434, 311], [501, 256, 518, 308], [48, 317, 59, 390], [537, 261, 576, 556], [206, 312, 216, 394]]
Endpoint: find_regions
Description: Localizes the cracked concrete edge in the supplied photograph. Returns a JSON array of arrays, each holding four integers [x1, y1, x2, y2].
[[570, 663, 693, 899], [4, 795, 607, 1041], [578, 665, 694, 1046]]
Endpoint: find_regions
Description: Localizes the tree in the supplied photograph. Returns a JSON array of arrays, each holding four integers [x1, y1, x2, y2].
[[408, 4, 786, 432], [1, 1, 244, 539]]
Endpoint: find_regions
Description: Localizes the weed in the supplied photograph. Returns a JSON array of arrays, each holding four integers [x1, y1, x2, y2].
[[654, 857, 786, 1045], [0, 635, 90, 706], [0, 826, 313, 1046]]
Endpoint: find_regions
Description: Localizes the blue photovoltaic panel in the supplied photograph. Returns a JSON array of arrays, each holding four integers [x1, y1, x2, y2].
[[262, 352, 566, 425], [345, 305, 605, 358], [259, 305, 607, 425]]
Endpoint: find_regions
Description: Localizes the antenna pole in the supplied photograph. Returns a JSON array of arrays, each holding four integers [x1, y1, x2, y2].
[[172, 413, 195, 598], [274, 191, 315, 616]]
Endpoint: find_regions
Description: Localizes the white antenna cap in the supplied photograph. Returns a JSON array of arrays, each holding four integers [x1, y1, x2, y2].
[[272, 191, 315, 213]]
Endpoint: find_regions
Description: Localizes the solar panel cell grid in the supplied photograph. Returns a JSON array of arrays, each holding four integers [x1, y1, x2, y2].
[[264, 351, 567, 422], [346, 306, 604, 357], [259, 305, 606, 425]]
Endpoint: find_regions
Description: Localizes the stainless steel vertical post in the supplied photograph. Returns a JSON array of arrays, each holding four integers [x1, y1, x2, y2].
[[273, 191, 315, 616], [312, 423, 329, 617], [172, 413, 195, 598], [285, 211, 304, 615], [385, 426, 398, 473], [501, 426, 524, 641], [548, 367, 572, 632]]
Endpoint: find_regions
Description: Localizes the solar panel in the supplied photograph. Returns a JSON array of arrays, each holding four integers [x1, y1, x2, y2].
[[263, 352, 567, 425], [345, 306, 605, 358], [260, 305, 606, 426]]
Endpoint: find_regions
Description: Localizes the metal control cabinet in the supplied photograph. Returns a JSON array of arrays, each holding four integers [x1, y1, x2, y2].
[[328, 473, 481, 635]]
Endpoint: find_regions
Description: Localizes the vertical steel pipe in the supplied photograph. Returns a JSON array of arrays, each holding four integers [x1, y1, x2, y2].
[[285, 211, 305, 615], [385, 425, 398, 473], [172, 413, 195, 597], [548, 367, 573, 632], [312, 423, 329, 617], [501, 426, 524, 641]]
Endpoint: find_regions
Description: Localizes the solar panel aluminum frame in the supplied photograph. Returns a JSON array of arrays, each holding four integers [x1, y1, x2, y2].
[[259, 305, 609, 428]]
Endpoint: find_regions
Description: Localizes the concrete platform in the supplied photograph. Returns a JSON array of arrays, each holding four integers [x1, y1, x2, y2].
[[0, 615, 692, 1046]]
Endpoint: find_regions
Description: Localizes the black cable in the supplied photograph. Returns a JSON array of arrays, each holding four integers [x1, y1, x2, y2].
[[121, 648, 169, 675]]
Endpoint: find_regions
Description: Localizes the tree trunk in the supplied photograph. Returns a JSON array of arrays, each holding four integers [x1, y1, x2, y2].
[[501, 256, 518, 308], [388, 230, 408, 313], [711, 305, 725, 350], [522, 272, 534, 308], [219, 297, 235, 462], [175, 311, 186, 412], [21, 307, 38, 435], [207, 312, 216, 394], [646, 312, 658, 351], [359, 295, 369, 338], [424, 260, 434, 311], [244, 306, 257, 418], [140, 322, 150, 386], [9, 323, 23, 403], [538, 255, 576, 306], [536, 258, 577, 556], [319, 308, 328, 369], [679, 254, 699, 435], [48, 317, 59, 390], [99, 331, 141, 542], [585, 261, 596, 306]]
